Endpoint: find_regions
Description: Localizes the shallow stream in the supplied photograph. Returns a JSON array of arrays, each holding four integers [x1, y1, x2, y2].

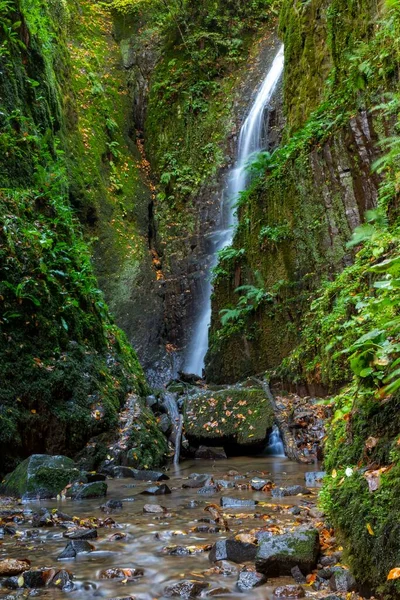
[[0, 456, 318, 600]]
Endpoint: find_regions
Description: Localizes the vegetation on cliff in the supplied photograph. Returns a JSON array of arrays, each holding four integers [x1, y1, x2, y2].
[[0, 0, 166, 475], [207, 0, 400, 594]]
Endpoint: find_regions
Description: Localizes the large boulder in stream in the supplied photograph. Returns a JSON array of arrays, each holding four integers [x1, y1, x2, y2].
[[2, 454, 79, 500], [184, 388, 274, 449], [255, 528, 320, 576]]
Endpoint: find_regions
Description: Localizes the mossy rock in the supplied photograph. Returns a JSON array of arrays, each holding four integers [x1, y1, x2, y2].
[[184, 388, 274, 448], [67, 481, 107, 500], [3, 455, 78, 500], [255, 528, 320, 576]]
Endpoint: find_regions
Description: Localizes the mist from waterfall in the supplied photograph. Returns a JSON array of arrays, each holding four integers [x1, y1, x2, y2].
[[184, 45, 285, 376]]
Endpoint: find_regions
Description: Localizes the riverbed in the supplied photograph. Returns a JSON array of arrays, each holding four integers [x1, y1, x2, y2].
[[0, 455, 326, 599]]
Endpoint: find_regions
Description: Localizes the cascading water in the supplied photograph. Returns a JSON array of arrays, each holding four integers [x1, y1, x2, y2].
[[265, 424, 286, 457], [184, 45, 285, 376]]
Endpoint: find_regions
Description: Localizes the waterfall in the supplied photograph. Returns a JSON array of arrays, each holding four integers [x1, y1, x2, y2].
[[265, 424, 286, 457], [184, 45, 285, 376]]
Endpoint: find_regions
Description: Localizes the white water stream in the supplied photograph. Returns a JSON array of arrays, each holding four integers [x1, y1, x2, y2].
[[184, 45, 285, 376]]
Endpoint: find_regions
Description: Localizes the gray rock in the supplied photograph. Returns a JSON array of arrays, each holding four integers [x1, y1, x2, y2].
[[164, 580, 209, 598], [130, 469, 169, 482], [64, 527, 98, 540], [58, 540, 94, 559], [141, 484, 171, 495], [2, 455, 79, 500], [305, 472, 326, 487], [143, 504, 165, 513], [100, 499, 123, 512], [220, 497, 256, 508], [329, 568, 357, 592], [112, 466, 137, 478], [271, 486, 311, 498], [291, 566, 307, 584], [273, 584, 305, 597], [195, 446, 227, 460], [209, 539, 257, 563], [237, 567, 267, 591], [182, 475, 209, 488], [159, 414, 172, 434], [215, 480, 235, 489], [197, 485, 218, 495], [256, 528, 320, 576], [251, 478, 271, 491], [67, 481, 107, 499]]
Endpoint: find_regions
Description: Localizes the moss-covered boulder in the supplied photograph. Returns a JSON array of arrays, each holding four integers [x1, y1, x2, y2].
[[2, 455, 79, 500], [67, 481, 107, 500], [184, 388, 274, 449], [255, 529, 320, 576]]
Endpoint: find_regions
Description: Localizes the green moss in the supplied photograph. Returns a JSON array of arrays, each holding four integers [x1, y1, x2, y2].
[[0, 0, 164, 476], [3, 455, 77, 497]]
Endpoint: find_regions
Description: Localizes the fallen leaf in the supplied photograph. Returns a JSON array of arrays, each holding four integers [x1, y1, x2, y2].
[[387, 568, 400, 580], [366, 523, 375, 536]]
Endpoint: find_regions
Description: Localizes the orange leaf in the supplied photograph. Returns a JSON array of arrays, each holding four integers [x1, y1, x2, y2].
[[387, 568, 400, 580]]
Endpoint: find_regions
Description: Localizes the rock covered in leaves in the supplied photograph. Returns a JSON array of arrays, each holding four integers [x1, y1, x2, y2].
[[273, 585, 305, 597], [184, 388, 274, 448]]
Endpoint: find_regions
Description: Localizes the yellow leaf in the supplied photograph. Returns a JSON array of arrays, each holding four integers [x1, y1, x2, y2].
[[366, 523, 375, 536], [17, 576, 24, 587], [332, 469, 337, 478], [31, 409, 36, 414], [387, 568, 400, 580]]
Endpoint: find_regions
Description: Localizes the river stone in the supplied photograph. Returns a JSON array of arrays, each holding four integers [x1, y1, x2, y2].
[[237, 567, 267, 591], [197, 485, 219, 495], [0, 559, 30, 576], [64, 527, 98, 540], [251, 477, 270, 491], [164, 580, 209, 598], [143, 504, 165, 513], [112, 466, 137, 478], [291, 566, 307, 584], [185, 388, 274, 447], [51, 569, 74, 591], [67, 481, 107, 499], [329, 568, 357, 592], [2, 455, 78, 499], [141, 484, 171, 495], [273, 585, 305, 598], [256, 529, 320, 576], [195, 446, 227, 460], [101, 499, 123, 512], [304, 472, 326, 487], [86, 472, 107, 483], [215, 479, 235, 489], [220, 497, 256, 508], [271, 486, 311, 498], [58, 540, 94, 559], [129, 468, 169, 481], [5, 568, 61, 589], [209, 539, 257, 563], [182, 475, 210, 488]]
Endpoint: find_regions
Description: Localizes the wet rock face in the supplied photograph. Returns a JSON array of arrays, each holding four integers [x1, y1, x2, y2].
[[273, 585, 305, 598], [2, 454, 78, 500], [271, 486, 311, 498], [209, 539, 257, 563], [256, 529, 320, 576], [206, 110, 382, 385]]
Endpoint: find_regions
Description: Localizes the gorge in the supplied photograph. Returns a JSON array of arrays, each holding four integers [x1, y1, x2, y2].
[[1, 0, 400, 598]]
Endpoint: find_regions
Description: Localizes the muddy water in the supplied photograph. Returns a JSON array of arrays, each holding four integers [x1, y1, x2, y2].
[[0, 456, 317, 600]]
